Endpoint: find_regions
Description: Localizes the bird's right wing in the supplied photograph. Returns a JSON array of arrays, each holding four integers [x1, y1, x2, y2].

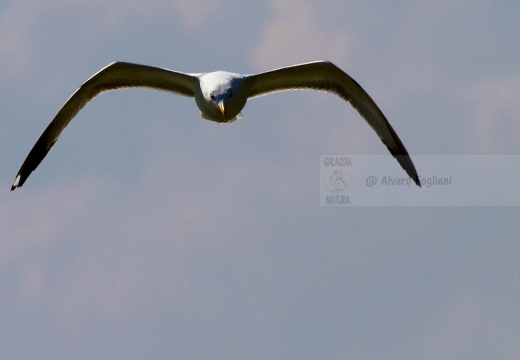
[[12, 62, 198, 190]]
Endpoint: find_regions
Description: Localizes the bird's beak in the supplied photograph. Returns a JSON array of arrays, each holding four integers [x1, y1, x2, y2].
[[218, 101, 227, 120]]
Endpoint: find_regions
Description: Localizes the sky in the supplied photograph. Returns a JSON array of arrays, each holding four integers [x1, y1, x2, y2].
[[1, 0, 520, 359]]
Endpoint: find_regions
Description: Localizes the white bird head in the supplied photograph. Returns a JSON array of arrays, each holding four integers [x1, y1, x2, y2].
[[196, 71, 247, 123]]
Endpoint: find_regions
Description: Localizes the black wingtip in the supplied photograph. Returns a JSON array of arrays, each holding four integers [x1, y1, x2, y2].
[[414, 176, 421, 188], [11, 175, 22, 191], [391, 154, 420, 188]]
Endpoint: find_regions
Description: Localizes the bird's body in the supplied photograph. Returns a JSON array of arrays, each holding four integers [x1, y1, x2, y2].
[[11, 61, 420, 190]]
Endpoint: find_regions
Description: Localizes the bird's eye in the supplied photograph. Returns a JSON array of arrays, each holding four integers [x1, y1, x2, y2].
[[210, 94, 215, 100], [229, 92, 233, 98]]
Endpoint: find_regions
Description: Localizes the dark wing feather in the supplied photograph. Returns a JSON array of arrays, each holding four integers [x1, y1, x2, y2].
[[245, 61, 420, 186], [12, 62, 198, 190]]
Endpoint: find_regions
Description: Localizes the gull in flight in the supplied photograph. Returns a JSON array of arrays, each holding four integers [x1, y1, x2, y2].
[[11, 61, 420, 190]]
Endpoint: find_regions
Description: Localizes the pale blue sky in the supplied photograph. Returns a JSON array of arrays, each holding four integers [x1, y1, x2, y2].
[[1, 1, 520, 359]]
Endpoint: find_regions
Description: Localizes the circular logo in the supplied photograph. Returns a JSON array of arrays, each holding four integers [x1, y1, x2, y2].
[[323, 169, 353, 194]]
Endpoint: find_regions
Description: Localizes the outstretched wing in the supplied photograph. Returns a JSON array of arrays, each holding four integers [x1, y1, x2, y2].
[[11, 62, 198, 190], [244, 61, 420, 186]]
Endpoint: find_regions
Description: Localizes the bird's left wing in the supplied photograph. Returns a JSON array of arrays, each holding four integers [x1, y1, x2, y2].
[[244, 61, 420, 186], [11, 62, 198, 190]]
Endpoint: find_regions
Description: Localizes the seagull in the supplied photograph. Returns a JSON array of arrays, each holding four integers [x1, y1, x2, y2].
[[11, 61, 420, 190]]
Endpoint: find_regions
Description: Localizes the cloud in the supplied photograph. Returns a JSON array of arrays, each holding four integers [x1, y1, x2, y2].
[[250, 0, 352, 70], [0, 0, 217, 77], [20, 264, 45, 299], [458, 70, 520, 153], [424, 297, 480, 357], [174, 0, 224, 29], [0, 178, 98, 262], [0, 0, 40, 75]]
